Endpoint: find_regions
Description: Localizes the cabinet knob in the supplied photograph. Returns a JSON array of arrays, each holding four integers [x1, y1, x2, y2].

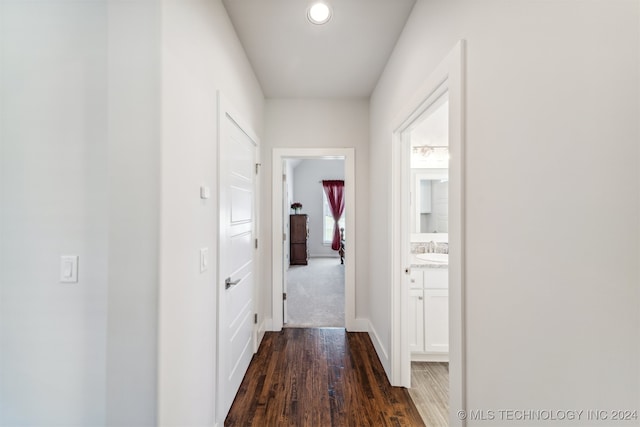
[[418, 296, 423, 300], [410, 279, 415, 283]]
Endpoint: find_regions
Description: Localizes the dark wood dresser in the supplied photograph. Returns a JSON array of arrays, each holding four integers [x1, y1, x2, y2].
[[290, 214, 308, 265]]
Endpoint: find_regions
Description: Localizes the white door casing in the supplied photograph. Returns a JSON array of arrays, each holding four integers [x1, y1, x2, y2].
[[282, 167, 288, 324], [217, 93, 259, 421]]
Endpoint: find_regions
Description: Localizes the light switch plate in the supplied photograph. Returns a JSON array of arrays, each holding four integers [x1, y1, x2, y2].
[[200, 186, 210, 199], [60, 255, 78, 283], [200, 248, 208, 273]]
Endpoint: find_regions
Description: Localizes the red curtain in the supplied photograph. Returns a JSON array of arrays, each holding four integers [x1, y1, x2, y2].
[[322, 180, 345, 251]]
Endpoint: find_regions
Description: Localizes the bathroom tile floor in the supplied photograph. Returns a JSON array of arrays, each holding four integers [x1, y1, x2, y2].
[[408, 362, 449, 426]]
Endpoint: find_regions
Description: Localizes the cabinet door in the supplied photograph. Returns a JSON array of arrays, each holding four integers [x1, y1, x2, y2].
[[408, 289, 425, 353], [289, 214, 308, 265], [290, 243, 307, 265], [424, 289, 448, 353], [424, 267, 447, 289], [409, 269, 424, 289], [290, 215, 308, 243], [420, 179, 432, 213]]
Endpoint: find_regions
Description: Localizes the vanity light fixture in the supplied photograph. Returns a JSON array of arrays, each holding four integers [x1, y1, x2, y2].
[[412, 145, 449, 158], [307, 2, 332, 25]]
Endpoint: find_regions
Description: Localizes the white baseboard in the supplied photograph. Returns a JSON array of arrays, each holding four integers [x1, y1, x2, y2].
[[411, 353, 449, 362], [367, 320, 390, 376], [261, 317, 273, 333], [258, 318, 272, 346], [348, 317, 369, 332]]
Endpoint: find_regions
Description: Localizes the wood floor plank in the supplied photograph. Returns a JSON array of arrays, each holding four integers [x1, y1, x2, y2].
[[408, 362, 449, 426], [225, 328, 424, 426]]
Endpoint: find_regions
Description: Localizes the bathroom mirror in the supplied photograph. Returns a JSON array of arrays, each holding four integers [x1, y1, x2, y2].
[[411, 169, 448, 234]]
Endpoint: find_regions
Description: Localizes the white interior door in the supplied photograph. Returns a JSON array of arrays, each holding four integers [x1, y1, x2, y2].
[[218, 105, 256, 419], [282, 166, 288, 324]]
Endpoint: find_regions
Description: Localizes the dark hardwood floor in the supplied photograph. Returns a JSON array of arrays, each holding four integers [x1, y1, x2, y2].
[[225, 328, 425, 426]]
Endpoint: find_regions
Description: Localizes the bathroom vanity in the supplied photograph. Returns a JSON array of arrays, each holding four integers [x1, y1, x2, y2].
[[408, 258, 449, 362]]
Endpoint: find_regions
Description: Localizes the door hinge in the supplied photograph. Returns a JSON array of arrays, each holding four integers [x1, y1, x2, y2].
[[255, 238, 258, 249], [255, 163, 261, 175], [283, 233, 286, 242], [282, 174, 286, 182], [254, 313, 258, 324], [283, 292, 287, 301]]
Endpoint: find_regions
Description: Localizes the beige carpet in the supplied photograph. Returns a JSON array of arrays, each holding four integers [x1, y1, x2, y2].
[[285, 257, 344, 327]]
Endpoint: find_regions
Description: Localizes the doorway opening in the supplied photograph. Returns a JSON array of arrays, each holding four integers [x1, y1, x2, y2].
[[406, 92, 450, 424], [390, 41, 466, 426], [271, 148, 356, 331], [283, 158, 345, 328]]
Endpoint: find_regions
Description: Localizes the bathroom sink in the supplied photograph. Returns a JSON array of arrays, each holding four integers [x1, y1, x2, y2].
[[416, 253, 448, 263]]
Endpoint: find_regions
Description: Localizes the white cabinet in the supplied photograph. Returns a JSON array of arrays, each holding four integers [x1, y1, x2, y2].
[[420, 179, 432, 213], [409, 269, 424, 288], [408, 268, 449, 362], [424, 289, 449, 353], [408, 289, 425, 352]]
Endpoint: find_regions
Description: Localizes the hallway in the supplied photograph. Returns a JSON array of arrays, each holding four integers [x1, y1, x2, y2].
[[2, 1, 639, 425], [225, 328, 424, 426]]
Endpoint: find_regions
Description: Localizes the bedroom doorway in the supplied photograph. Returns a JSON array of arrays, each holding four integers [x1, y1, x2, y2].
[[283, 158, 345, 328], [271, 148, 356, 331]]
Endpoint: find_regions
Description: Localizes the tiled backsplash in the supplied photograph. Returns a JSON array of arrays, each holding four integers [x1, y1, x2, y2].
[[411, 241, 449, 254]]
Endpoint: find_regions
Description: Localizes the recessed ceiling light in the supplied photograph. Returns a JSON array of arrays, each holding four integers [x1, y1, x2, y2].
[[307, 2, 332, 25]]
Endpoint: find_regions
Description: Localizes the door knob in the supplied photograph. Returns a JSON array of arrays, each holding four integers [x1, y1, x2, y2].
[[225, 277, 241, 289]]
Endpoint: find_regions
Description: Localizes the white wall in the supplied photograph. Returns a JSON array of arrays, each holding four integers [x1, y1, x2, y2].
[[0, 3, 109, 425], [0, 1, 261, 424], [262, 99, 369, 324], [106, 2, 161, 425], [370, 0, 639, 422], [292, 159, 345, 258], [1, 1, 161, 425], [158, 1, 263, 426]]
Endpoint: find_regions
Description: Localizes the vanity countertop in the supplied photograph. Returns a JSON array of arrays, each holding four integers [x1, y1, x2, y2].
[[410, 254, 448, 269]]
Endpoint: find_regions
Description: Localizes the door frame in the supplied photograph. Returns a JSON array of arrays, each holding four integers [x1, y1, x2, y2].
[[390, 41, 466, 426], [271, 148, 356, 331], [282, 170, 289, 324], [216, 92, 260, 423]]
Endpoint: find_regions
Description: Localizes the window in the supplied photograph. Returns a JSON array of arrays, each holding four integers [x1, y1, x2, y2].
[[323, 191, 345, 244]]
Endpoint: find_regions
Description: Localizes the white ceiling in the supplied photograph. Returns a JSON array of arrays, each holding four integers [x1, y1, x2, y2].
[[222, 0, 417, 98]]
